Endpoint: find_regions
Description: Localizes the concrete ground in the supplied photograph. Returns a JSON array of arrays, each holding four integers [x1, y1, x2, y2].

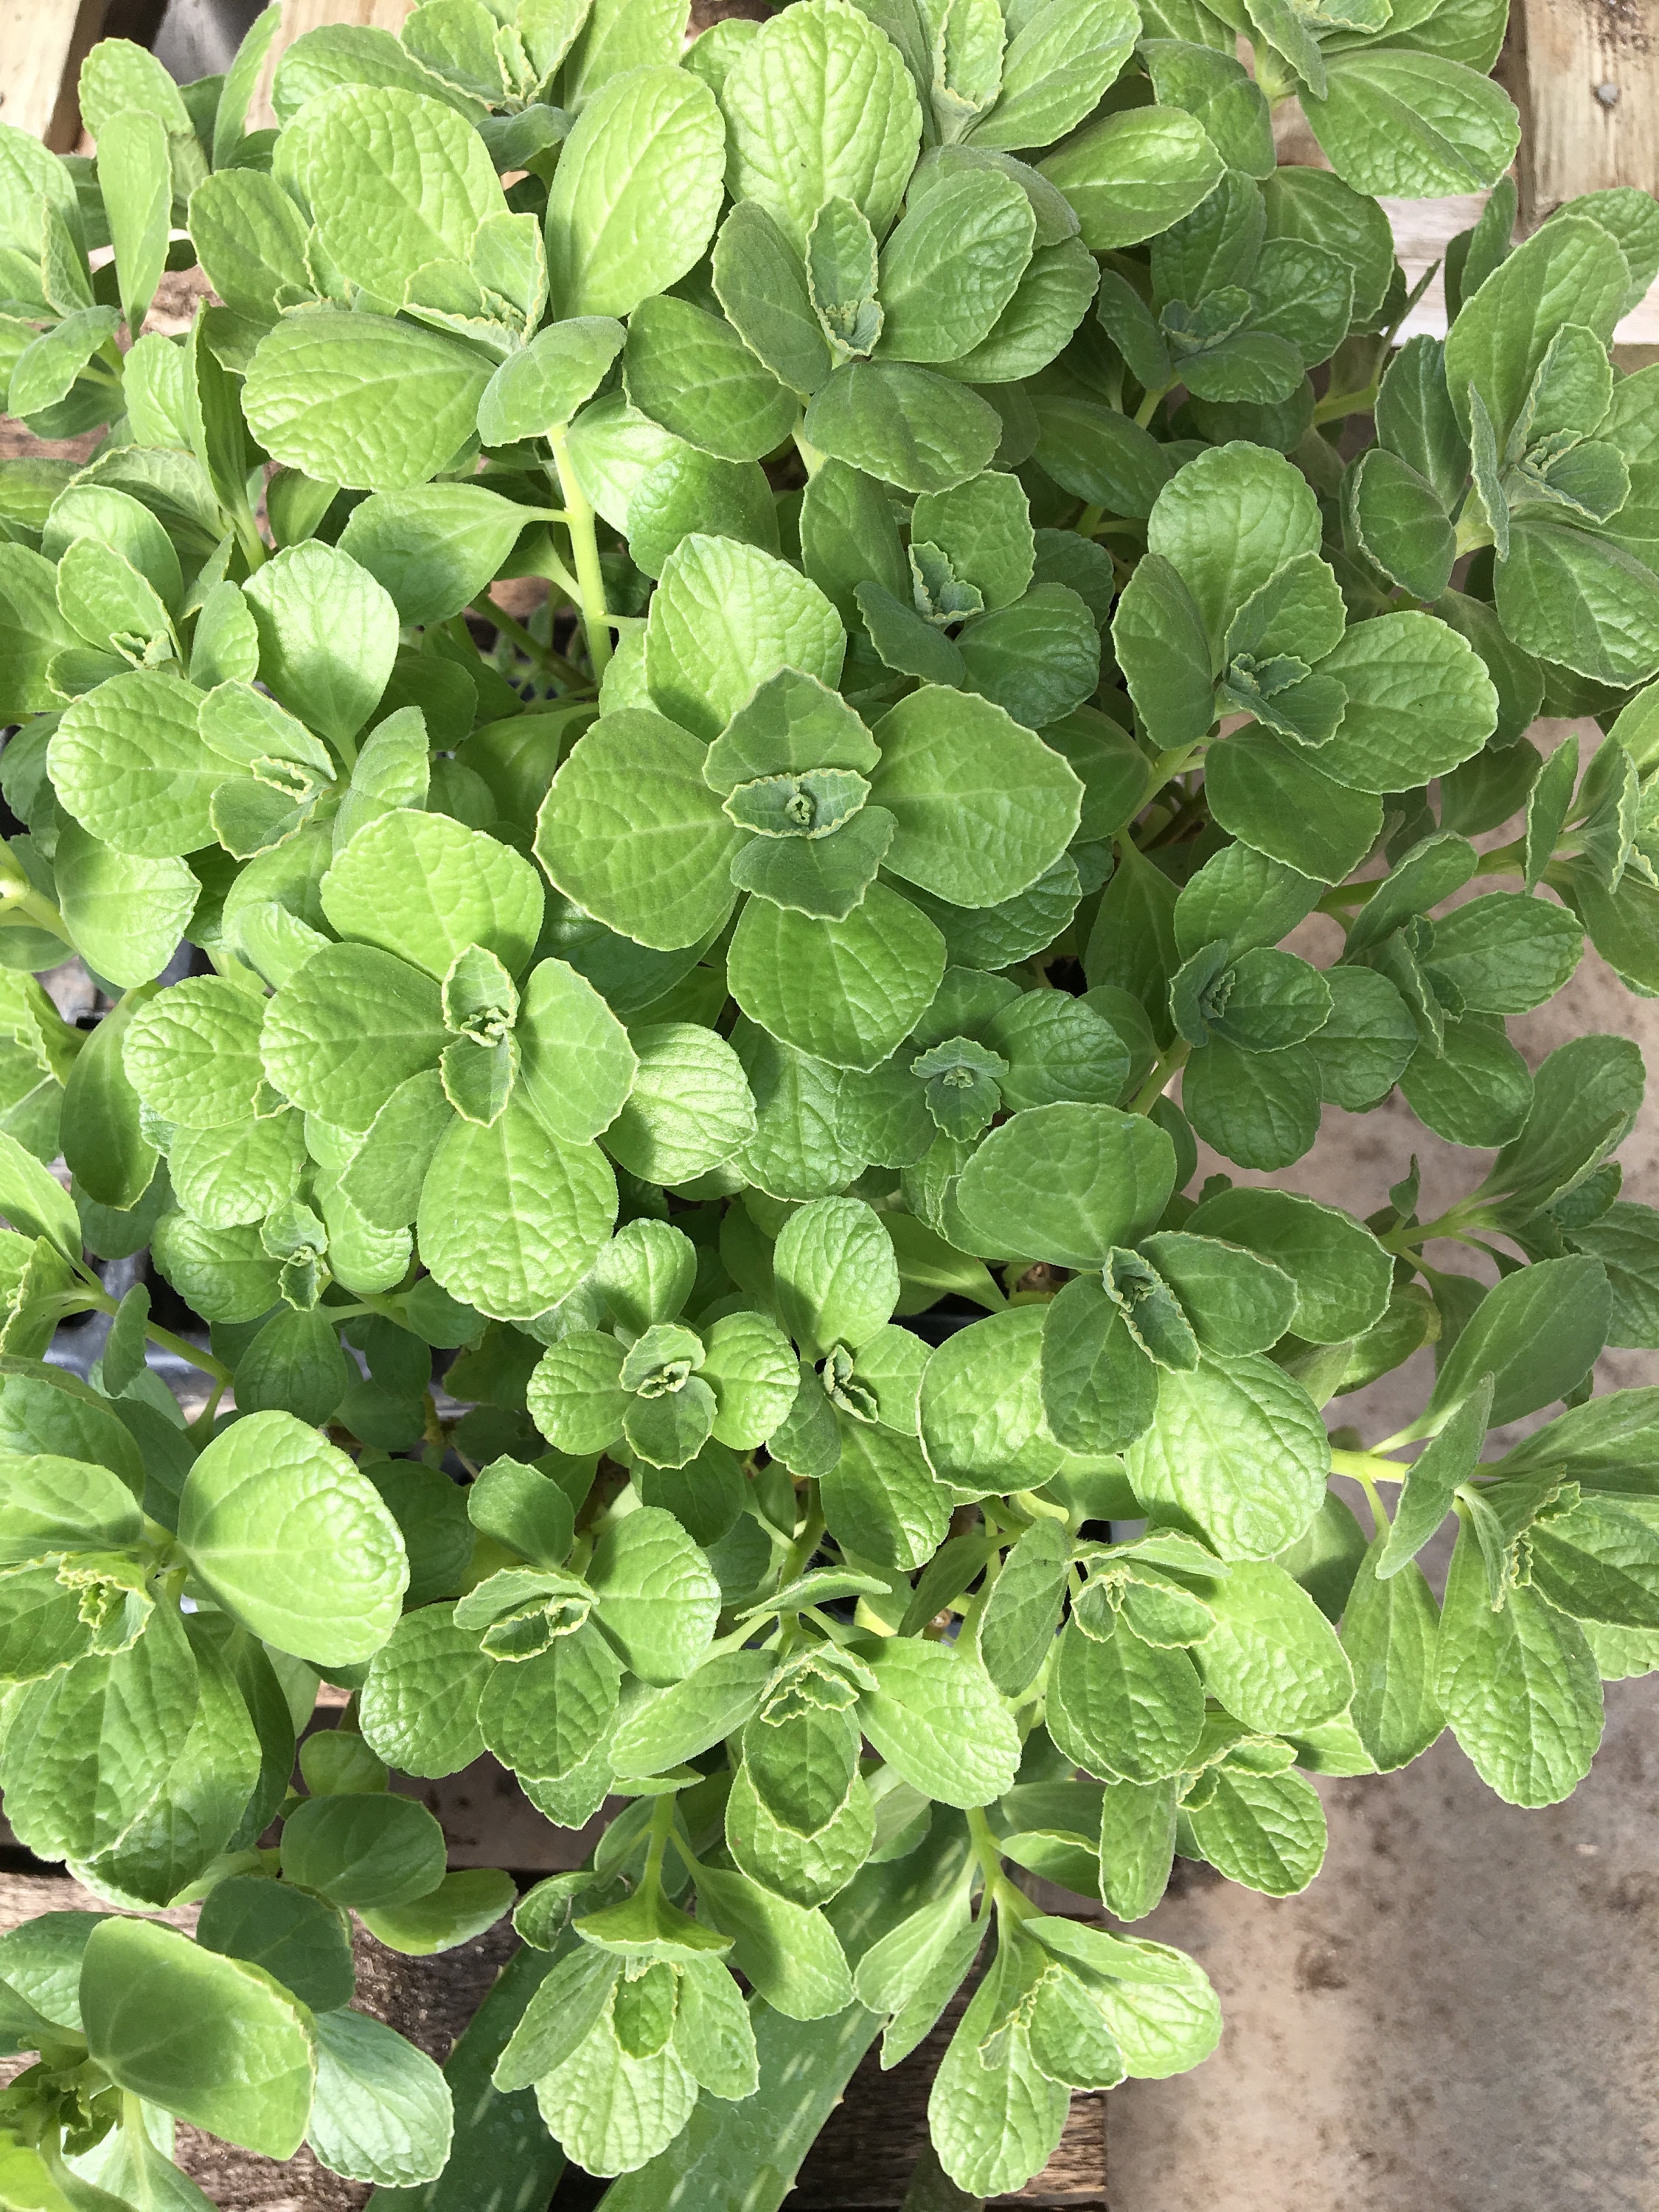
[[1109, 1681, 1659, 2212]]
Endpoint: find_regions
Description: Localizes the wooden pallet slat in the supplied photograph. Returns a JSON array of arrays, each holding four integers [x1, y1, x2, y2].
[[0, 0, 107, 147]]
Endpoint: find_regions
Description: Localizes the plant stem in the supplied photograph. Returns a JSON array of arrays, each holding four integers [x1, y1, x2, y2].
[[470, 595, 588, 688], [1329, 1446, 1406, 1485], [777, 1490, 825, 1590], [644, 1791, 675, 1891], [1313, 382, 1379, 425], [546, 430, 613, 681], [1130, 1037, 1190, 1115], [85, 1284, 235, 1387], [1378, 1200, 1495, 1255], [1134, 383, 1171, 429], [0, 877, 72, 945], [1354, 1466, 1390, 1540]]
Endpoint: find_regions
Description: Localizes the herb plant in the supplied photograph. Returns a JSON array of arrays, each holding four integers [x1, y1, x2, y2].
[[0, 0, 1655, 2202]]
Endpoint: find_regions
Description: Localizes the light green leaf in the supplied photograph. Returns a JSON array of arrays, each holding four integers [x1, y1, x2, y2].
[[1314, 611, 1497, 793], [1038, 108, 1224, 251], [589, 1506, 720, 1683], [869, 686, 1080, 905], [1125, 1353, 1328, 1559], [545, 66, 726, 317], [81, 1917, 316, 2160], [1196, 1558, 1354, 1733], [802, 361, 1003, 495], [242, 539, 400, 748], [336, 484, 529, 628], [645, 532, 845, 742], [856, 1636, 1020, 1806], [1304, 51, 1520, 199], [179, 1411, 407, 1665], [538, 709, 744, 953], [324, 811, 543, 981], [1436, 1520, 1603, 1806], [955, 1102, 1175, 1268], [243, 310, 494, 493], [122, 976, 265, 1132], [418, 1097, 616, 1322], [307, 2006, 452, 2187], [262, 943, 447, 1132], [1343, 1535, 1445, 1771], [49, 669, 221, 859], [728, 884, 946, 1071], [280, 83, 505, 302], [721, 0, 922, 250], [921, 1305, 1064, 1494]]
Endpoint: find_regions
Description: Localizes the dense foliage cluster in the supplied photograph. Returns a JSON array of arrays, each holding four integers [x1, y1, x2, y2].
[[0, 0, 1656, 2201]]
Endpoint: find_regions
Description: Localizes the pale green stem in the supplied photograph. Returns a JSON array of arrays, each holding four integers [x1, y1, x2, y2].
[[470, 595, 588, 689], [644, 1792, 675, 1891], [1130, 1037, 1190, 1116], [1312, 383, 1378, 425], [0, 880, 72, 943], [546, 429, 613, 681], [1329, 1447, 1408, 1486], [1134, 383, 1172, 428]]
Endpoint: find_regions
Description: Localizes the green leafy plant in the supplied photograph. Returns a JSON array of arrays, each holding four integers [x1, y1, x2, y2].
[[0, 0, 1655, 2202]]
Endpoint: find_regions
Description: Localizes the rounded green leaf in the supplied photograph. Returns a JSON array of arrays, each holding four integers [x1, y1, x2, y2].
[[869, 686, 1081, 905], [537, 709, 745, 951], [1038, 108, 1225, 251], [1304, 50, 1520, 200], [855, 1638, 1020, 1807], [361, 1601, 491, 1770], [306, 2006, 453, 2186], [196, 1874, 357, 2014], [122, 975, 266, 1132], [53, 819, 198, 990], [721, 0, 922, 251], [417, 1096, 616, 1322], [81, 1916, 316, 2159], [243, 310, 495, 493], [1196, 1559, 1354, 1733], [279, 1789, 448, 1908], [1184, 1185, 1394, 1344], [921, 1306, 1065, 1494], [875, 169, 1035, 364], [47, 669, 221, 858], [728, 883, 946, 1071], [1145, 441, 1321, 658], [516, 956, 639, 1144], [644, 534, 846, 743], [1314, 612, 1497, 793], [1124, 1353, 1329, 1560], [774, 1195, 899, 1357], [479, 318, 626, 442], [802, 361, 1003, 495], [589, 1505, 720, 1684], [336, 484, 532, 628], [178, 1410, 409, 1664], [955, 1102, 1175, 1267], [280, 83, 506, 302], [545, 66, 726, 318], [605, 1022, 757, 1185], [262, 942, 447, 1133], [624, 296, 796, 462], [323, 811, 543, 981]]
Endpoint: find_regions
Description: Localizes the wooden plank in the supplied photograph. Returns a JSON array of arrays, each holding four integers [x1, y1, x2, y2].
[[1502, 0, 1659, 225], [0, 0, 107, 147]]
